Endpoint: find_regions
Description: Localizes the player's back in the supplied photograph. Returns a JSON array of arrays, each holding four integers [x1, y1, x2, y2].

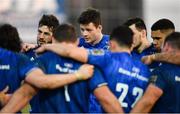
[[0, 48, 36, 93], [151, 63, 180, 113], [78, 34, 109, 49], [88, 51, 151, 112], [36, 51, 105, 113]]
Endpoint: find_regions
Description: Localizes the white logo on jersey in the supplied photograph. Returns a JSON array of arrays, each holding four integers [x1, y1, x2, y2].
[[30, 57, 34, 61], [56, 64, 76, 73], [175, 76, 180, 82], [64, 63, 73, 68], [0, 65, 10, 70], [118, 67, 148, 82]]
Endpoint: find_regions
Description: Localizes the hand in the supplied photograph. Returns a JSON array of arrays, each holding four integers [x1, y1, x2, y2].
[[21, 43, 37, 52], [75, 64, 94, 80], [0, 86, 11, 107], [141, 54, 155, 65], [35, 45, 47, 54]]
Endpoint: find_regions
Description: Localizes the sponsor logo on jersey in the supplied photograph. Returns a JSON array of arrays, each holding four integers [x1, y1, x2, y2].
[[0, 65, 10, 70], [175, 76, 180, 82], [118, 67, 148, 82], [56, 64, 76, 73]]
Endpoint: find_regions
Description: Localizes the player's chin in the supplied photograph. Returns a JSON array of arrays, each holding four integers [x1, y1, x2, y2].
[[38, 41, 46, 45], [85, 39, 91, 43]]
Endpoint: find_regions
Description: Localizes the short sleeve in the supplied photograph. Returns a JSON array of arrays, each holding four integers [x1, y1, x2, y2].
[[18, 53, 39, 80], [149, 69, 166, 91], [88, 67, 107, 92], [88, 49, 110, 69]]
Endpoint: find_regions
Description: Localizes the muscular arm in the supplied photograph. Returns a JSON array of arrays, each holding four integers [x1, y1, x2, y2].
[[36, 44, 88, 63], [154, 52, 180, 65], [142, 52, 180, 65], [0, 83, 38, 113], [25, 64, 93, 89], [130, 84, 163, 113], [94, 86, 124, 113]]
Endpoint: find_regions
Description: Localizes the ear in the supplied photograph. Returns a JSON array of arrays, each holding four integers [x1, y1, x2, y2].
[[141, 29, 147, 38], [98, 25, 102, 30], [75, 38, 79, 46], [162, 42, 171, 52], [110, 40, 117, 51], [52, 36, 56, 43]]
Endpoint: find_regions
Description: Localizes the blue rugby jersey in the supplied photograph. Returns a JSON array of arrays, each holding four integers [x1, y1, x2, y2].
[[78, 34, 110, 50], [35, 51, 106, 113], [150, 63, 180, 113], [0, 48, 38, 93], [87, 49, 151, 113]]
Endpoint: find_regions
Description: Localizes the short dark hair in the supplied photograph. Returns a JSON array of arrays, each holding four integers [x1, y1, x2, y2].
[[123, 17, 147, 31], [151, 19, 175, 31], [38, 14, 60, 32], [110, 25, 133, 48], [54, 24, 77, 43], [78, 8, 101, 27], [164, 32, 180, 50], [0, 24, 22, 52]]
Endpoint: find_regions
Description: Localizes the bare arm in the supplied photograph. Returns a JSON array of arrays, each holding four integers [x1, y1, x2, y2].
[[142, 52, 180, 65], [154, 52, 180, 65], [0, 83, 38, 113], [25, 64, 94, 89], [130, 84, 163, 113], [36, 44, 88, 63], [21, 43, 37, 52], [0, 86, 11, 108], [94, 86, 124, 113]]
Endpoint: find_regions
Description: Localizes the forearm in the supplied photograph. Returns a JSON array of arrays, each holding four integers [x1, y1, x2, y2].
[[154, 52, 180, 65], [0, 83, 38, 113], [30, 73, 78, 89], [100, 95, 124, 113], [130, 98, 153, 113], [94, 86, 124, 113], [45, 44, 88, 63], [130, 84, 162, 113]]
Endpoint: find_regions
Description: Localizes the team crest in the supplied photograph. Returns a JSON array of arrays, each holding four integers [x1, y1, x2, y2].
[[149, 75, 158, 84], [90, 49, 105, 55]]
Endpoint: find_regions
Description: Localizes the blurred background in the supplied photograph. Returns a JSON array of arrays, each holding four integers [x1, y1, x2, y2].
[[0, 0, 180, 43]]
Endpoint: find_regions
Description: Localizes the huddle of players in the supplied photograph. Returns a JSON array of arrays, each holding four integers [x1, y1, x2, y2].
[[0, 7, 180, 113]]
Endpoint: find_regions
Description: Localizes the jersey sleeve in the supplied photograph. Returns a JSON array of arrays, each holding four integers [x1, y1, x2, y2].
[[87, 49, 110, 68], [34, 54, 48, 73], [18, 53, 39, 80], [149, 68, 166, 91], [88, 67, 107, 92]]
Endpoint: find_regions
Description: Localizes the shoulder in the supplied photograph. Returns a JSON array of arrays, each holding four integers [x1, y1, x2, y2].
[[88, 49, 110, 56]]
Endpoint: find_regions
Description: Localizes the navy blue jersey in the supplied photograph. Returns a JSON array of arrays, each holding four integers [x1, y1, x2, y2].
[[78, 34, 110, 50], [131, 44, 159, 70], [88, 50, 151, 113], [131, 44, 157, 60], [150, 63, 180, 113], [0, 48, 38, 93], [35, 51, 106, 113], [23, 46, 42, 113], [24, 47, 39, 61]]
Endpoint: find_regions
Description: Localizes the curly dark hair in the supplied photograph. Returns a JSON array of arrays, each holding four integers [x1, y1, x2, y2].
[[0, 24, 22, 52], [38, 14, 60, 32], [78, 8, 101, 27]]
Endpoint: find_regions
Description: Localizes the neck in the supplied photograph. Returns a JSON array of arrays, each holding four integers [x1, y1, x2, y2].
[[112, 46, 131, 54], [137, 39, 151, 53], [92, 33, 103, 45]]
